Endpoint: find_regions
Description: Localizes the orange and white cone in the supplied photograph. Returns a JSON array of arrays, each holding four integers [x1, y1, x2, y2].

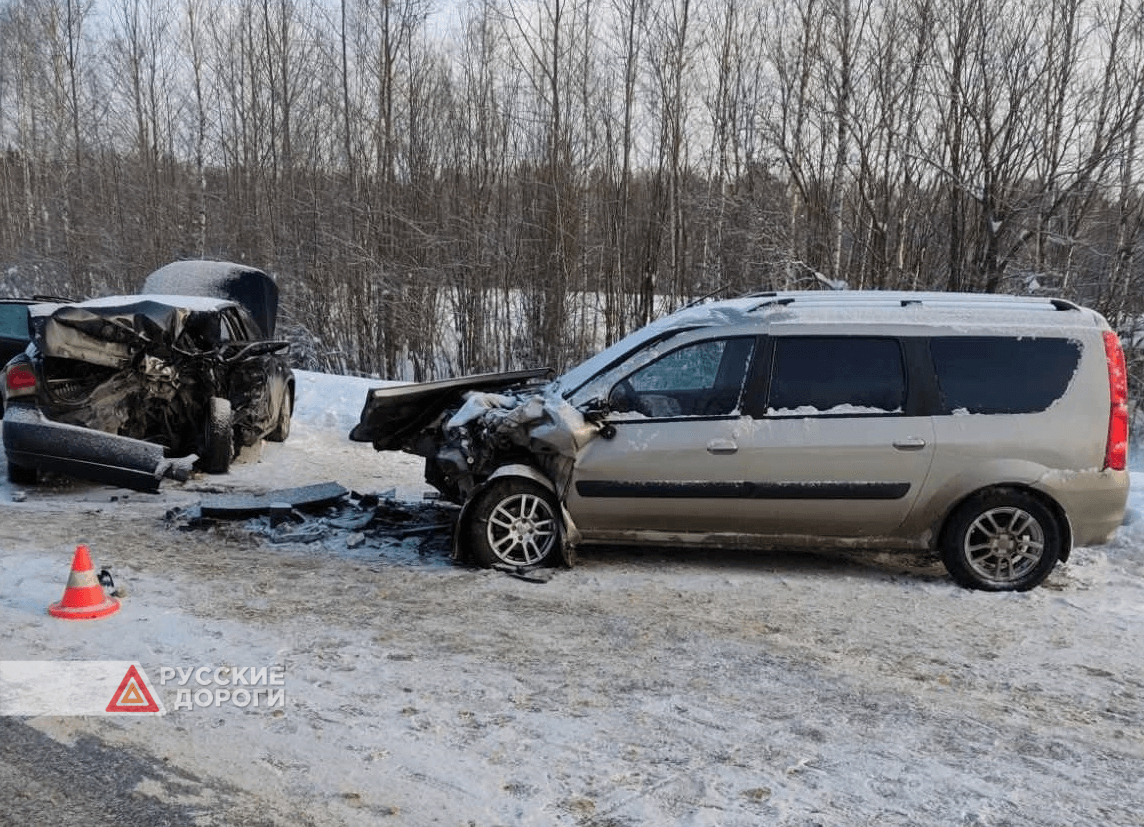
[[48, 545, 121, 620]]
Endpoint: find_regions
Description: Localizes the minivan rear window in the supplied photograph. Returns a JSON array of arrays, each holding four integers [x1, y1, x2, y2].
[[930, 337, 1081, 414]]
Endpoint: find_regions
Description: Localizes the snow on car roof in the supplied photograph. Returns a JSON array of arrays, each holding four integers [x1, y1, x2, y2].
[[29, 294, 237, 317], [746, 291, 1106, 333], [142, 260, 279, 337]]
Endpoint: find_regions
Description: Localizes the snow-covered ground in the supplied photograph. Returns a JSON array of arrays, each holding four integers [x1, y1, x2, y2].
[[1, 370, 1143, 826]]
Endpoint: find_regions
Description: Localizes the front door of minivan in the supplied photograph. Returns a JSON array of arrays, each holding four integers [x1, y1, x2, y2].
[[567, 336, 764, 536], [568, 334, 935, 542]]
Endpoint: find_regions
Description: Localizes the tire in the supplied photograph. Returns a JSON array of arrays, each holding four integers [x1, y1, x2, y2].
[[7, 461, 38, 486], [940, 489, 1063, 591], [266, 385, 292, 442], [201, 396, 234, 474], [468, 478, 561, 568]]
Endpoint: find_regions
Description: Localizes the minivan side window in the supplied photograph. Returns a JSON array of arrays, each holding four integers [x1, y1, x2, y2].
[[611, 337, 755, 417], [766, 337, 906, 415], [930, 336, 1081, 414]]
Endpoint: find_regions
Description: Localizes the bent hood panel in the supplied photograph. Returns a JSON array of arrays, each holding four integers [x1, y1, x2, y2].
[[143, 261, 279, 338], [33, 299, 226, 368], [349, 368, 553, 450]]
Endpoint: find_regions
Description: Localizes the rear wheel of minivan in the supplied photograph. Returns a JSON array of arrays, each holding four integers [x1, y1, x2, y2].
[[941, 489, 1063, 591], [468, 478, 561, 568]]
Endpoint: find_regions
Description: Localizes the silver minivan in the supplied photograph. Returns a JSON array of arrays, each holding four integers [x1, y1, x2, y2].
[[352, 291, 1130, 591]]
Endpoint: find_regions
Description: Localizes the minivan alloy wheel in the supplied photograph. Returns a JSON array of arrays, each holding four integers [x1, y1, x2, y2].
[[962, 506, 1045, 583], [941, 489, 1062, 591], [486, 492, 557, 565], [468, 478, 560, 568]]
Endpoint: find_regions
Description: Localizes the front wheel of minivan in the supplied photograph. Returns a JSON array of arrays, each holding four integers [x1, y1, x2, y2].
[[941, 489, 1063, 591], [468, 479, 561, 569]]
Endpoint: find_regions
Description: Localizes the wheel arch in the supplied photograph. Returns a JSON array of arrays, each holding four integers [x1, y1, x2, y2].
[[937, 483, 1073, 563], [452, 463, 578, 566]]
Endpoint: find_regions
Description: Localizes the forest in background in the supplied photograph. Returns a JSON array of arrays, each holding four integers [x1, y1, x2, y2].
[[1, 0, 1143, 383]]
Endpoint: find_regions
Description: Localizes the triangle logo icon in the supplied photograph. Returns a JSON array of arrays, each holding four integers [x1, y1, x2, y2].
[[106, 664, 161, 713]]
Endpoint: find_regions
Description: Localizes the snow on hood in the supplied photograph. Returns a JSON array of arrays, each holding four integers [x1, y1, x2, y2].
[[143, 260, 279, 338]]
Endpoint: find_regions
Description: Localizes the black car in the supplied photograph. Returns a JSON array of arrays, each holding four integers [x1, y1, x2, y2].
[[2, 261, 294, 492]]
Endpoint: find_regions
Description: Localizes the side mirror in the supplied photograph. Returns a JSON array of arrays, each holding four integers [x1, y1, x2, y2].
[[580, 397, 609, 418], [580, 397, 616, 439]]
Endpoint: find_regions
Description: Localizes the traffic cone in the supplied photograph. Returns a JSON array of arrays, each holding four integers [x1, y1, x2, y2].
[[48, 545, 121, 620]]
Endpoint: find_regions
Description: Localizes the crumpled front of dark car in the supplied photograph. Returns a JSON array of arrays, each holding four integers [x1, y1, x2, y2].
[[25, 301, 230, 454]]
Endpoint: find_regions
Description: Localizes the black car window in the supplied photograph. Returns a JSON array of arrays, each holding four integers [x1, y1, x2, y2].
[[0, 304, 29, 340], [930, 336, 1081, 414], [219, 310, 246, 343], [612, 337, 755, 417], [767, 337, 906, 414]]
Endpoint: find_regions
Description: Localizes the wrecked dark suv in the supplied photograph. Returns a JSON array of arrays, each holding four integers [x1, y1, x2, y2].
[[352, 290, 1129, 591], [3, 261, 294, 492]]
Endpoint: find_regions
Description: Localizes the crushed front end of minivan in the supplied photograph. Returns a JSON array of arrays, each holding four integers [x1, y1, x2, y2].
[[350, 369, 601, 500]]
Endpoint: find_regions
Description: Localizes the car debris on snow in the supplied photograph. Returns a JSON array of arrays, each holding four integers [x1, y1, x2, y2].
[[197, 481, 350, 518], [166, 483, 560, 581]]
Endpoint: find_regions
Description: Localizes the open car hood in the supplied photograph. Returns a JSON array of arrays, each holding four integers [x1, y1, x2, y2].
[[349, 368, 553, 451], [143, 260, 279, 338]]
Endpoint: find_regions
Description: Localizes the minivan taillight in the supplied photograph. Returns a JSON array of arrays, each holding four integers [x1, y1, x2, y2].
[[1102, 330, 1128, 471], [5, 362, 37, 396]]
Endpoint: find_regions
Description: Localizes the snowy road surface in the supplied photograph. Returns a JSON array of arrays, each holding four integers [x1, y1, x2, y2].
[[1, 371, 1142, 826]]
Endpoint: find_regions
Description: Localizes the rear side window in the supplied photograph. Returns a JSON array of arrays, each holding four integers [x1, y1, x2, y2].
[[930, 337, 1081, 414], [767, 337, 906, 414]]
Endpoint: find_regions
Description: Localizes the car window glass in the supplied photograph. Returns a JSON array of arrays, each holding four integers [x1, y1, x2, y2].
[[930, 336, 1081, 414], [219, 311, 243, 342], [767, 337, 905, 414], [0, 305, 28, 339], [612, 337, 754, 417]]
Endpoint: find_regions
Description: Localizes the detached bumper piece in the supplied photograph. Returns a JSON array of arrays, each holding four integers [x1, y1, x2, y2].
[[3, 405, 196, 493]]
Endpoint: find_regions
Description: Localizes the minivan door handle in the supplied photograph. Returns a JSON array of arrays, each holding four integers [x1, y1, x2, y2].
[[707, 439, 738, 455], [893, 437, 927, 451]]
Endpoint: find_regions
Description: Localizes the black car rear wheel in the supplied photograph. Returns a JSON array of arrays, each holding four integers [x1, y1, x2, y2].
[[201, 397, 234, 474]]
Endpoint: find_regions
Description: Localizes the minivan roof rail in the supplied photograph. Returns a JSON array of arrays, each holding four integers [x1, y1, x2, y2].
[[740, 291, 1082, 313]]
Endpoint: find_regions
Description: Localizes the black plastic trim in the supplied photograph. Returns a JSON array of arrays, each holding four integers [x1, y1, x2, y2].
[[575, 480, 911, 500]]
